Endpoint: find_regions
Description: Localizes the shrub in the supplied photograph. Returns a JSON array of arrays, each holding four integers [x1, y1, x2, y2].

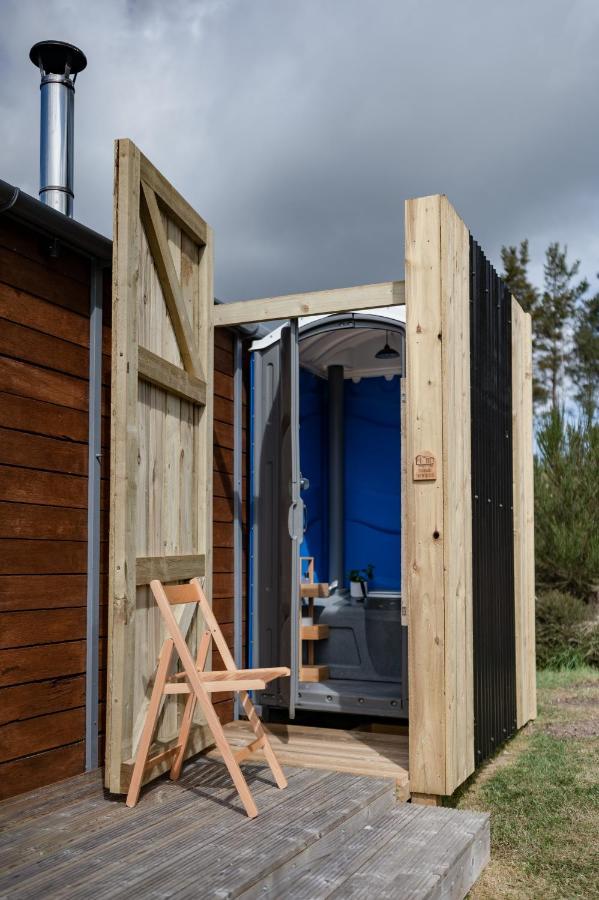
[[535, 590, 588, 669], [580, 620, 599, 667], [534, 411, 599, 601]]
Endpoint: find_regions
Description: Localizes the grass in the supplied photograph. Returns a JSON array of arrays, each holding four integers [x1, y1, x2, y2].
[[449, 666, 599, 899]]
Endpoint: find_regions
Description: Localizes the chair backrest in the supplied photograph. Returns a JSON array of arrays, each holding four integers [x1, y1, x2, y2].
[[149, 577, 236, 672]]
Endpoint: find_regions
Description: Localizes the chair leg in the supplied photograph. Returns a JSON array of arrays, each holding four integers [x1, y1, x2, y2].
[[240, 691, 287, 790], [171, 628, 211, 781], [170, 693, 196, 781], [195, 692, 258, 818], [126, 640, 173, 808]]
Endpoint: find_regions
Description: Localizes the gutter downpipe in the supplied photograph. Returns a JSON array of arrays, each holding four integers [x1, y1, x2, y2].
[[233, 335, 244, 718], [85, 261, 103, 770]]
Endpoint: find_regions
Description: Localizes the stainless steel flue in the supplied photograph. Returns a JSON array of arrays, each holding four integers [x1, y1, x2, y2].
[[29, 41, 87, 217]]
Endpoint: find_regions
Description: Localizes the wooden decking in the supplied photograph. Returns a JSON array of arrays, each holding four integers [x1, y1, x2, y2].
[[0, 757, 489, 899], [211, 721, 410, 799]]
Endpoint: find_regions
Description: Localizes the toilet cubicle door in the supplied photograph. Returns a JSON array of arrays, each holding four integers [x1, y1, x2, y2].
[[280, 321, 302, 717], [251, 322, 301, 716]]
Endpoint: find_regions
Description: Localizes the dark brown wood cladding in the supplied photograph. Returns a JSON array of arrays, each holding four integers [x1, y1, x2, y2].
[[0, 218, 248, 799]]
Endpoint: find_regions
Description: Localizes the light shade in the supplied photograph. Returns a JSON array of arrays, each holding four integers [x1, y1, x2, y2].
[[375, 332, 399, 360]]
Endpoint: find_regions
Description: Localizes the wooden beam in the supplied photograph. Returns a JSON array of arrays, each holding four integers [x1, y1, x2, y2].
[[140, 151, 208, 246], [512, 299, 536, 727], [406, 194, 475, 798], [138, 346, 206, 405], [406, 195, 446, 798], [106, 138, 141, 794], [139, 181, 200, 378], [300, 583, 329, 598], [135, 554, 206, 586], [440, 196, 474, 793], [213, 280, 405, 327], [301, 624, 330, 640]]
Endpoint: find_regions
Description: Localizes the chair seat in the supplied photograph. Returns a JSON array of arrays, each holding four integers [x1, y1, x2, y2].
[[171, 666, 290, 685]]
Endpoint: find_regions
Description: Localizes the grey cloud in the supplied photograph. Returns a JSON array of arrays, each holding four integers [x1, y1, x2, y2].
[[1, 0, 598, 298]]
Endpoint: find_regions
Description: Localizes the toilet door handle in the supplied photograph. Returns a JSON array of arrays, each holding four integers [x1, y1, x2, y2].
[[288, 501, 298, 540], [288, 499, 304, 540]]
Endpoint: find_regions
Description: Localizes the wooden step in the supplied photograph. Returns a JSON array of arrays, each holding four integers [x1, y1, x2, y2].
[[300, 582, 329, 598], [300, 623, 330, 640], [264, 804, 490, 899], [300, 664, 329, 682]]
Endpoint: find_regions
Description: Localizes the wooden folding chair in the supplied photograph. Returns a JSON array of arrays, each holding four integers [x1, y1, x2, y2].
[[126, 577, 290, 818]]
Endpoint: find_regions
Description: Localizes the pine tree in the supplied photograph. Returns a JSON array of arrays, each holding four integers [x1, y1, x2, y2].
[[501, 240, 538, 314], [536, 243, 588, 411], [501, 240, 544, 403], [535, 410, 599, 599], [567, 281, 599, 421]]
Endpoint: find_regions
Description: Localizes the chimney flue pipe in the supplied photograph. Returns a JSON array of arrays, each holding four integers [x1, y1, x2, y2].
[[29, 41, 87, 217]]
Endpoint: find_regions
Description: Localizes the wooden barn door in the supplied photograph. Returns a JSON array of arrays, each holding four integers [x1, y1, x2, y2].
[[106, 139, 214, 794]]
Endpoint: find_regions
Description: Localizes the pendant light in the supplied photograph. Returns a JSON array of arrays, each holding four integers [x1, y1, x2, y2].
[[375, 331, 399, 360]]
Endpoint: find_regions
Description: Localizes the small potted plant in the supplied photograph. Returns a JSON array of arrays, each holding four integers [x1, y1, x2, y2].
[[348, 564, 374, 600]]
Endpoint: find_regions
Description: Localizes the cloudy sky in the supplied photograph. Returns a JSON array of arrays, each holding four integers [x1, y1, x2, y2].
[[1, 0, 598, 299]]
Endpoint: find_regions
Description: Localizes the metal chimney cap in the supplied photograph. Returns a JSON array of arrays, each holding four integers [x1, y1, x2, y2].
[[29, 40, 87, 77]]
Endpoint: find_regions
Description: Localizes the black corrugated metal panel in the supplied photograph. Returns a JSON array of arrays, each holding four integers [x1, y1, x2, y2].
[[470, 236, 517, 765]]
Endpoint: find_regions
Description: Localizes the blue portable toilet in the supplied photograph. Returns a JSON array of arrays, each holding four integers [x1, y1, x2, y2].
[[249, 313, 408, 720]]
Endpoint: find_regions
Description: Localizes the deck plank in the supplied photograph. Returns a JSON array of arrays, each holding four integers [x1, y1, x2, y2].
[[0, 761, 314, 894], [213, 721, 410, 798], [0, 761, 488, 899]]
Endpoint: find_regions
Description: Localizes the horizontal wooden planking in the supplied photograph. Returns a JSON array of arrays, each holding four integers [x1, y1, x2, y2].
[[213, 495, 233, 523], [0, 706, 85, 764], [0, 574, 93, 612], [0, 219, 91, 287], [0, 244, 89, 317], [213, 522, 234, 549], [0, 356, 90, 413], [214, 327, 234, 353], [0, 540, 108, 576], [213, 547, 235, 574], [0, 502, 87, 541], [0, 316, 110, 385], [0, 391, 98, 445], [0, 281, 112, 356], [213, 394, 234, 426], [0, 639, 89, 687], [0, 608, 87, 649], [0, 674, 86, 726], [0, 428, 88, 476], [214, 419, 247, 453], [214, 369, 233, 401], [213, 445, 234, 475], [0, 465, 108, 509], [211, 596, 234, 623], [214, 343, 233, 374], [212, 573, 236, 598], [213, 468, 246, 500], [0, 740, 84, 802]]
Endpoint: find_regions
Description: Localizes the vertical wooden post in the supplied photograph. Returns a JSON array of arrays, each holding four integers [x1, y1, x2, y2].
[[106, 139, 141, 792], [512, 299, 536, 726], [405, 194, 474, 797]]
